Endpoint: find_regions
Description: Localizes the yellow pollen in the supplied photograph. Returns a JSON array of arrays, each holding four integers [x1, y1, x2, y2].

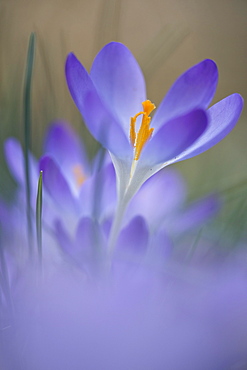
[[72, 164, 86, 187], [129, 100, 156, 161]]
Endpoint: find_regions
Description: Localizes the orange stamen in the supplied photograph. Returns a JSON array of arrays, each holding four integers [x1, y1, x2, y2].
[[129, 100, 156, 160], [73, 164, 86, 187]]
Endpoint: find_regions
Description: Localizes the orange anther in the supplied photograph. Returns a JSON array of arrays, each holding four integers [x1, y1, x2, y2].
[[129, 100, 156, 160]]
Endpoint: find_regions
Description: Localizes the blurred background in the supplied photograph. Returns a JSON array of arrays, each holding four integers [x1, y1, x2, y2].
[[0, 0, 246, 240]]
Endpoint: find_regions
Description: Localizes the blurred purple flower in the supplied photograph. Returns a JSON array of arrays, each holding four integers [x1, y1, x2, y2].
[[3, 122, 219, 260], [1, 249, 247, 370]]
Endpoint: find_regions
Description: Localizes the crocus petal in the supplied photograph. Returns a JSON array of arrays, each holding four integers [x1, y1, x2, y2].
[[149, 229, 173, 260], [76, 217, 98, 248], [79, 163, 117, 221], [173, 93, 244, 162], [44, 121, 90, 175], [66, 53, 130, 159], [169, 194, 221, 235], [54, 219, 74, 256], [126, 168, 186, 230], [0, 200, 16, 234], [44, 122, 90, 196], [4, 138, 38, 186], [142, 109, 208, 166], [90, 42, 146, 131], [152, 59, 218, 130], [76, 217, 106, 254], [39, 156, 78, 214], [113, 216, 149, 277], [111, 109, 207, 206], [116, 216, 149, 255]]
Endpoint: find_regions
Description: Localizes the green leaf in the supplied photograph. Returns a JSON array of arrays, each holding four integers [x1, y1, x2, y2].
[[36, 171, 43, 262], [23, 32, 36, 253]]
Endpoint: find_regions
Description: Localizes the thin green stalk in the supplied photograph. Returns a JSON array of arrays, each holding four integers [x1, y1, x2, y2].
[[36, 171, 43, 263], [23, 32, 36, 255]]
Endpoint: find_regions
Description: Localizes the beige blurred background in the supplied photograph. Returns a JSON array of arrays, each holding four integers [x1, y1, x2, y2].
[[0, 0, 246, 199]]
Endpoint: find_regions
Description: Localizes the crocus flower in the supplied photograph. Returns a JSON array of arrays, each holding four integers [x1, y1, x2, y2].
[[66, 42, 243, 233]]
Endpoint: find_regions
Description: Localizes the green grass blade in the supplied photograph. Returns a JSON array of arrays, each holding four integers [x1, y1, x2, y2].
[[23, 32, 36, 254], [36, 171, 43, 262]]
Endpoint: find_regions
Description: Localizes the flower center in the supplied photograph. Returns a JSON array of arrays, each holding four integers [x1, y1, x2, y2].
[[72, 164, 86, 188], [130, 100, 156, 160]]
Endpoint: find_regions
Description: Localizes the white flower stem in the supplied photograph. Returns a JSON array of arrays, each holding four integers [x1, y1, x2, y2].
[[107, 155, 140, 256]]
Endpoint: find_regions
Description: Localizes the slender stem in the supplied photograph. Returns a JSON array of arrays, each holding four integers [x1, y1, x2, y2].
[[36, 171, 43, 265], [23, 33, 36, 256], [107, 196, 128, 255], [106, 155, 139, 256]]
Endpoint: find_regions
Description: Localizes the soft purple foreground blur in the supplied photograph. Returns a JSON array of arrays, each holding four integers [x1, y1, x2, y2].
[[1, 256, 247, 370], [0, 122, 247, 370]]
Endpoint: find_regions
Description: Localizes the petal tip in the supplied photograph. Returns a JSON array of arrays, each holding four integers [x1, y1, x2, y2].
[[235, 93, 244, 106], [102, 41, 127, 50], [203, 58, 217, 67], [65, 52, 81, 74], [193, 58, 218, 81]]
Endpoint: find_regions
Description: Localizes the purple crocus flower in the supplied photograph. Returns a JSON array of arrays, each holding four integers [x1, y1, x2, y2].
[[65, 42, 243, 230]]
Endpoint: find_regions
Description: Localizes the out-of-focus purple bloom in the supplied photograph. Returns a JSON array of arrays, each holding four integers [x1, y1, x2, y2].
[[1, 249, 247, 370], [1, 120, 247, 370], [3, 122, 219, 261], [66, 42, 243, 205], [125, 168, 221, 233], [42, 124, 221, 267]]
